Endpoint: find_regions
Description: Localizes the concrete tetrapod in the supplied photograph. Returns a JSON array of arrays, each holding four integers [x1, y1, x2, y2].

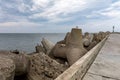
[[52, 32, 71, 59], [52, 28, 87, 66], [83, 32, 94, 47], [52, 44, 67, 58], [66, 28, 87, 65], [0, 57, 15, 80], [41, 38, 55, 54], [0, 51, 29, 76], [27, 52, 67, 80], [12, 53, 29, 76], [83, 38, 90, 47], [35, 44, 45, 53]]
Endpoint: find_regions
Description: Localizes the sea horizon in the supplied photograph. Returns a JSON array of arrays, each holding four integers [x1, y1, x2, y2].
[[0, 33, 66, 53]]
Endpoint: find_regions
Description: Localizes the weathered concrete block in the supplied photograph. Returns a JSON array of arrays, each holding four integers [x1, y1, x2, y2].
[[66, 47, 87, 65], [52, 28, 87, 66], [67, 28, 83, 46], [83, 33, 94, 47], [0, 51, 29, 76], [35, 44, 45, 53], [0, 57, 15, 80], [0, 72, 5, 80], [52, 44, 66, 58], [66, 28, 87, 65], [27, 52, 67, 80], [55, 36, 108, 80], [86, 41, 97, 51], [83, 38, 90, 47], [13, 53, 29, 76], [41, 38, 55, 54]]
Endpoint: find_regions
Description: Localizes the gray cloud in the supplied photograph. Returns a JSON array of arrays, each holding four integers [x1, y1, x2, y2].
[[0, 0, 120, 33]]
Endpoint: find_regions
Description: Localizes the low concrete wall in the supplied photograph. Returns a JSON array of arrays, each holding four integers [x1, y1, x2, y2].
[[55, 36, 108, 80]]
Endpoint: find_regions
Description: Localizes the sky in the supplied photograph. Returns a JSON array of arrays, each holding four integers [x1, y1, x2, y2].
[[0, 0, 120, 33]]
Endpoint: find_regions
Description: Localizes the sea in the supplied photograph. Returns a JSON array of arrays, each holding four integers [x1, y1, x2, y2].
[[0, 33, 65, 53]]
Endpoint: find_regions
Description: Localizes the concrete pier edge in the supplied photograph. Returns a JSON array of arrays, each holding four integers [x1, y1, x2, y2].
[[55, 36, 109, 80]]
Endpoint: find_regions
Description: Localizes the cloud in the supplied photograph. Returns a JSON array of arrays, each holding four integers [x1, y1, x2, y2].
[[31, 0, 52, 11], [0, 0, 120, 33], [0, 21, 42, 27], [101, 10, 120, 18], [0, 21, 73, 33], [89, 0, 120, 19], [29, 0, 88, 22], [0, 0, 113, 22], [18, 3, 31, 13], [0, 21, 43, 33], [29, 0, 114, 23]]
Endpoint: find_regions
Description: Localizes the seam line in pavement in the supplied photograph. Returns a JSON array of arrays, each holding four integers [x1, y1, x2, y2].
[[87, 72, 120, 80]]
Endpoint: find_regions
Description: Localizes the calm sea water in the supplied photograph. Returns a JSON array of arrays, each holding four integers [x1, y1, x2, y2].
[[0, 33, 65, 53]]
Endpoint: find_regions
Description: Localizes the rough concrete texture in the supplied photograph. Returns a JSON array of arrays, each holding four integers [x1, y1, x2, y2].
[[66, 47, 87, 66], [27, 52, 67, 80], [41, 38, 67, 64], [83, 32, 93, 42], [56, 32, 71, 45], [55, 36, 107, 80], [83, 38, 90, 47], [35, 44, 45, 53], [0, 57, 15, 80], [67, 28, 83, 46], [83, 32, 97, 51], [86, 41, 97, 51], [83, 34, 120, 80], [52, 44, 67, 58], [0, 72, 5, 80], [0, 51, 29, 76], [41, 38, 55, 54], [52, 28, 87, 65], [97, 32, 104, 42], [50, 32, 71, 58], [92, 32, 106, 43], [66, 28, 87, 65]]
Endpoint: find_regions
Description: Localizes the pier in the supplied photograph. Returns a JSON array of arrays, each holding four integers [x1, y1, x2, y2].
[[83, 34, 120, 80], [56, 33, 120, 80]]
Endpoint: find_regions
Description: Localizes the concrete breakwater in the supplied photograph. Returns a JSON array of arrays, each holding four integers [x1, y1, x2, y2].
[[0, 28, 110, 80]]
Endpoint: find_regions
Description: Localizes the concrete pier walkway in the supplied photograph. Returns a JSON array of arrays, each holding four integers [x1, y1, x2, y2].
[[83, 34, 120, 80]]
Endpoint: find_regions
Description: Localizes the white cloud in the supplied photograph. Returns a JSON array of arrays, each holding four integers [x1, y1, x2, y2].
[[0, 21, 42, 27], [101, 10, 120, 17], [29, 0, 88, 21], [31, 0, 52, 11], [29, 0, 113, 22], [111, 1, 120, 7], [29, 0, 86, 19], [74, 19, 117, 33], [1, 0, 120, 33], [96, 0, 120, 18], [18, 3, 31, 13]]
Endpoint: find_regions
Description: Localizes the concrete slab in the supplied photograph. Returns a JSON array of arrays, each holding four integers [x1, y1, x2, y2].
[[83, 34, 120, 80], [84, 73, 117, 80]]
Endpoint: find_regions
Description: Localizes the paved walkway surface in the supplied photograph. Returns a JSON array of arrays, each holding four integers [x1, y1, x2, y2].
[[83, 34, 120, 80]]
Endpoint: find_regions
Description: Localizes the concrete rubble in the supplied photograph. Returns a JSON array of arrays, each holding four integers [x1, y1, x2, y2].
[[0, 50, 29, 76]]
